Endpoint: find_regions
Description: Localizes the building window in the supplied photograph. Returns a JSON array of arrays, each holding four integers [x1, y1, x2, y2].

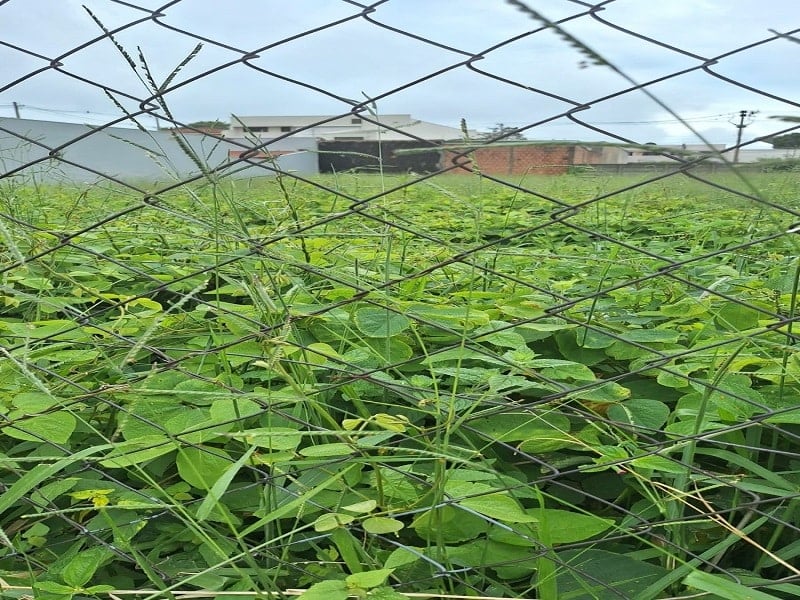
[[351, 118, 362, 124], [280, 126, 292, 132], [334, 136, 365, 141], [250, 126, 269, 132]]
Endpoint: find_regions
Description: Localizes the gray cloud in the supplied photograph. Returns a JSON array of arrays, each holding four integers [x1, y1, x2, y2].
[[2, 0, 797, 147]]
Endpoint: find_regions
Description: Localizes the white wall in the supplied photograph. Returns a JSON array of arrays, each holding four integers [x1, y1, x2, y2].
[[734, 148, 800, 163], [226, 114, 469, 142], [0, 117, 318, 183]]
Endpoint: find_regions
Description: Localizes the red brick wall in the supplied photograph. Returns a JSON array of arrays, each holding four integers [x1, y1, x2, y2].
[[442, 145, 572, 175]]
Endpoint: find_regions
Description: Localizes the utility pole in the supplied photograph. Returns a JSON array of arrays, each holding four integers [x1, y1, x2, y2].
[[731, 109, 757, 163], [12, 101, 20, 118]]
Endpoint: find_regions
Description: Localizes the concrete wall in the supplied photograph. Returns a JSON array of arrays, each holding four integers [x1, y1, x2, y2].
[[574, 162, 768, 175], [571, 145, 629, 165], [734, 148, 800, 163], [0, 117, 318, 183]]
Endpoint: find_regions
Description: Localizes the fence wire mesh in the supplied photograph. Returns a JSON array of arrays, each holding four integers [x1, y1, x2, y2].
[[2, 2, 800, 599]]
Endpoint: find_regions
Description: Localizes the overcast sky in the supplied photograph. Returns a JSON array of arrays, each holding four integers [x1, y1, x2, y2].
[[1, 0, 798, 147]]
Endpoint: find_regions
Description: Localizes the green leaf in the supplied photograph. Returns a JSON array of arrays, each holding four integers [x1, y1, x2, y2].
[[367, 587, 409, 600], [372, 413, 409, 432], [298, 579, 348, 600], [469, 412, 570, 443], [498, 301, 548, 320], [99, 436, 177, 468], [364, 337, 413, 363], [342, 499, 377, 514], [474, 322, 528, 348], [42, 349, 101, 364], [446, 539, 538, 579], [587, 445, 630, 472], [530, 358, 596, 381], [621, 329, 681, 343], [35, 580, 76, 594], [117, 398, 186, 439], [229, 427, 303, 451], [714, 301, 763, 331], [3, 412, 76, 444], [62, 547, 111, 588], [707, 374, 761, 421], [423, 347, 501, 365], [0, 445, 110, 516], [607, 398, 670, 430], [362, 516, 404, 534], [410, 505, 489, 543], [459, 493, 538, 523], [302, 342, 341, 365], [405, 303, 490, 329], [665, 419, 726, 437], [162, 408, 219, 443], [555, 330, 608, 366], [12, 391, 62, 412], [225, 339, 266, 367], [660, 297, 709, 317], [176, 446, 233, 490], [538, 509, 613, 543], [657, 364, 699, 388], [30, 478, 80, 508], [346, 568, 394, 589], [556, 549, 669, 599], [517, 429, 579, 453], [576, 328, 617, 348], [354, 307, 411, 337], [384, 546, 422, 569], [764, 408, 800, 424], [330, 528, 364, 575], [570, 381, 630, 403], [208, 397, 263, 423], [196, 446, 256, 522], [684, 570, 781, 600], [630, 454, 686, 474], [605, 340, 651, 360], [299, 443, 354, 457], [313, 512, 355, 531]]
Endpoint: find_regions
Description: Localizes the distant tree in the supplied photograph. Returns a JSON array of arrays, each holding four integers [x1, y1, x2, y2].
[[187, 120, 228, 129], [765, 132, 800, 148], [481, 122, 527, 141]]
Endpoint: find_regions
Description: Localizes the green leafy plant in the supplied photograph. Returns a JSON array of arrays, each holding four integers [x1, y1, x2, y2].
[[2, 163, 800, 599]]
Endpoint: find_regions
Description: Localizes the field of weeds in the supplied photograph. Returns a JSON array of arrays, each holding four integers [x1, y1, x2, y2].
[[1, 170, 800, 599]]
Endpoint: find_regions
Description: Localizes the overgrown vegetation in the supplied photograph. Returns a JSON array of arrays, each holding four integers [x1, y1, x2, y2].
[[1, 171, 800, 599]]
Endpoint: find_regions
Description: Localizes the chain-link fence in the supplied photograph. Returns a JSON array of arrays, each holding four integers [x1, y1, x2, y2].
[[2, 2, 800, 599]]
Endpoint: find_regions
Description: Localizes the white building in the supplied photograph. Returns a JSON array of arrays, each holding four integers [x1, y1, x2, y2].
[[224, 114, 471, 141]]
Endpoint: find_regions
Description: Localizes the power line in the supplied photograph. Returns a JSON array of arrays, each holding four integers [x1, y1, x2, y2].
[[731, 109, 758, 163]]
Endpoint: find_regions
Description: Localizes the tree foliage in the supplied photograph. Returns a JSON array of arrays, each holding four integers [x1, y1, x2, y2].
[[187, 120, 228, 129], [765, 132, 800, 148], [481, 122, 527, 141]]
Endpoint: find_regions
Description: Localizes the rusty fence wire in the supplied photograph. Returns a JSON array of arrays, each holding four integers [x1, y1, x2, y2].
[[2, 1, 800, 599]]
